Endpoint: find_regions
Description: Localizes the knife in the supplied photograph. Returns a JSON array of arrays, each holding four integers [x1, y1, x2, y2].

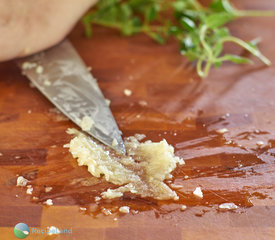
[[17, 39, 126, 154]]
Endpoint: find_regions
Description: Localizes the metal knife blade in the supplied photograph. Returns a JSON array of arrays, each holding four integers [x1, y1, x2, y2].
[[17, 39, 126, 154]]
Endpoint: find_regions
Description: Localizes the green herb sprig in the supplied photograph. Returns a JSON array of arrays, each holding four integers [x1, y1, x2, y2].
[[83, 0, 274, 78]]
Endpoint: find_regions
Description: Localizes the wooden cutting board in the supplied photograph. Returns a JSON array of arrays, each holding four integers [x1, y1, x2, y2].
[[0, 0, 274, 239]]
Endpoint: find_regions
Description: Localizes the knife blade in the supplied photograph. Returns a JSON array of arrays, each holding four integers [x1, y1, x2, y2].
[[17, 39, 126, 154]]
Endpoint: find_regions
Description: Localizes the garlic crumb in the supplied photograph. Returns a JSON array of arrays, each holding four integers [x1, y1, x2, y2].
[[36, 65, 44, 74], [22, 62, 37, 70], [101, 208, 112, 216], [112, 138, 118, 147], [256, 141, 264, 146], [216, 128, 228, 134], [94, 196, 101, 202], [131, 209, 139, 215], [134, 134, 146, 141], [101, 189, 123, 199], [180, 205, 187, 211], [219, 203, 238, 210], [124, 89, 132, 96], [45, 187, 53, 193], [138, 100, 148, 106], [26, 187, 33, 195], [80, 116, 94, 131], [174, 196, 179, 201], [170, 184, 183, 189], [119, 206, 130, 213], [16, 176, 29, 187], [193, 187, 203, 198], [44, 80, 51, 86], [44, 199, 53, 206], [105, 99, 111, 106]]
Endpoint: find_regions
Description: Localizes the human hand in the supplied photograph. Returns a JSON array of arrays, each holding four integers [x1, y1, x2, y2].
[[0, 0, 97, 62]]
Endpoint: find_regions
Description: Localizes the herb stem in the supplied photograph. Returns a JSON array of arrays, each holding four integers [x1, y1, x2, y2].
[[90, 19, 162, 35], [238, 10, 275, 17], [196, 58, 204, 77], [199, 25, 214, 77], [220, 36, 271, 66], [199, 25, 213, 59]]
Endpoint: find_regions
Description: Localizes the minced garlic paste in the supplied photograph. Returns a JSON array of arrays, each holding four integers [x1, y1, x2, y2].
[[66, 128, 184, 200]]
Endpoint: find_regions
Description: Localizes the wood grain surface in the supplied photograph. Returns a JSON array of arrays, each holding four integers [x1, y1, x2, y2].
[[0, 0, 275, 239]]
